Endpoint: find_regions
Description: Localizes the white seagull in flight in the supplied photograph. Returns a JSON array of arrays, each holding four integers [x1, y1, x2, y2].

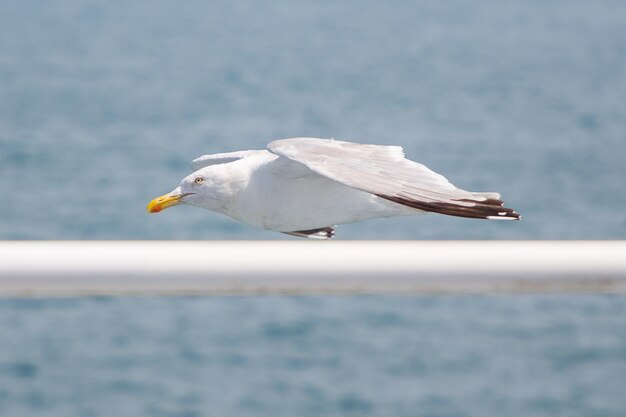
[[147, 137, 520, 238]]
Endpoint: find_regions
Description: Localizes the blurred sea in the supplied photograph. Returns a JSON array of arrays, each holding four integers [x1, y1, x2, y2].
[[1, 3, 626, 416], [1, 0, 625, 239], [1, 296, 625, 417]]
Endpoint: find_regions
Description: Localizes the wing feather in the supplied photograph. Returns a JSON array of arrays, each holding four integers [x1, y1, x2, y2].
[[191, 151, 253, 171], [268, 137, 520, 220]]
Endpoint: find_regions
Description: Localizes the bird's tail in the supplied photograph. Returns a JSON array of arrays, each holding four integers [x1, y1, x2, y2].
[[473, 192, 501, 200]]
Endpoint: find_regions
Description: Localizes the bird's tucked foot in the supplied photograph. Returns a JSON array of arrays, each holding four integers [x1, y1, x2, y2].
[[283, 226, 335, 239]]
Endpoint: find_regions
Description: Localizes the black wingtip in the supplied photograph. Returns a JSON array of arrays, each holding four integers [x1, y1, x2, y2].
[[377, 195, 521, 221]]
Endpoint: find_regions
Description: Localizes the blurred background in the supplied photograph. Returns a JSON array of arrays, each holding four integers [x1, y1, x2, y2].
[[1, 2, 626, 417], [1, 0, 624, 239]]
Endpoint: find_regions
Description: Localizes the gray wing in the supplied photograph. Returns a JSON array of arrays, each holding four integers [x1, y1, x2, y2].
[[268, 137, 519, 220], [191, 151, 253, 171]]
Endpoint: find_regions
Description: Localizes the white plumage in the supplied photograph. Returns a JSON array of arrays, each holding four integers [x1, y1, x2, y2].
[[147, 138, 520, 238]]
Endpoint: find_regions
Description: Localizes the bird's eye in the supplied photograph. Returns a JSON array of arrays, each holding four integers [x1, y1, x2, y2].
[[194, 177, 204, 185]]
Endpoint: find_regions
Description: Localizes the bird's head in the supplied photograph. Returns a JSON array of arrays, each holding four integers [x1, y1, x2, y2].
[[146, 169, 221, 213]]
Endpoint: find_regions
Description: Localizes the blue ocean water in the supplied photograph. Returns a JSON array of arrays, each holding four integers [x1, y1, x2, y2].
[[0, 0, 625, 239], [0, 296, 625, 417], [1, 3, 625, 416]]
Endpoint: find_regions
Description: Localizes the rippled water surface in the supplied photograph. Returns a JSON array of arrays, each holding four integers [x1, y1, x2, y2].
[[1, 3, 625, 415], [1, 296, 625, 417], [1, 0, 625, 239]]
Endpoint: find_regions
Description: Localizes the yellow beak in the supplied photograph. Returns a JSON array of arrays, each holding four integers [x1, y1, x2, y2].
[[146, 192, 184, 213]]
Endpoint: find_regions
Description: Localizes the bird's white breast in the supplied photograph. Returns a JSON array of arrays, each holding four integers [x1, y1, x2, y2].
[[221, 152, 417, 231]]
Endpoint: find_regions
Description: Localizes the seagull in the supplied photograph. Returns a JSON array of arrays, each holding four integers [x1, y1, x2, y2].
[[147, 137, 520, 238]]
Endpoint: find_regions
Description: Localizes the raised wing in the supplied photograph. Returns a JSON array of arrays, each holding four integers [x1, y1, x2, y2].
[[268, 137, 519, 220], [191, 151, 252, 171]]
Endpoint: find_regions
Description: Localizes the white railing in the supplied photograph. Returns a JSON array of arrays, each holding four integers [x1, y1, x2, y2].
[[1, 241, 625, 296]]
